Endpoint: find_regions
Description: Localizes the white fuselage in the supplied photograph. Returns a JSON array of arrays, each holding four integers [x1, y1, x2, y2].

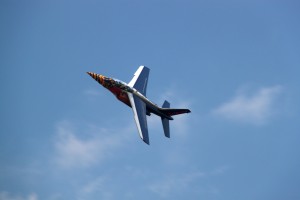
[[128, 87, 173, 120]]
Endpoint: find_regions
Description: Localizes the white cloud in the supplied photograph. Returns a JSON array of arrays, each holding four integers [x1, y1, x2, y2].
[[212, 85, 283, 125], [80, 177, 106, 194], [54, 88, 193, 169], [147, 165, 230, 198], [77, 176, 114, 200], [148, 171, 205, 198], [54, 121, 132, 169], [0, 192, 38, 200], [210, 165, 231, 176], [27, 194, 37, 200]]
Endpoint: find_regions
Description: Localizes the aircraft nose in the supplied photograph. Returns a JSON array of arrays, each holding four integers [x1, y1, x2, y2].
[[87, 72, 105, 85]]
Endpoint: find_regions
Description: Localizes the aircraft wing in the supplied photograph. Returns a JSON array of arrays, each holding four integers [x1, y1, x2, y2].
[[127, 92, 149, 144], [128, 66, 150, 96]]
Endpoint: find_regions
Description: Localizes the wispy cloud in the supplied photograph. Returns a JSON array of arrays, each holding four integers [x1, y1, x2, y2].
[[147, 165, 230, 198], [148, 171, 205, 198], [210, 165, 231, 176], [80, 176, 106, 195], [54, 121, 132, 169], [78, 176, 114, 200], [212, 85, 283, 125], [0, 192, 38, 200]]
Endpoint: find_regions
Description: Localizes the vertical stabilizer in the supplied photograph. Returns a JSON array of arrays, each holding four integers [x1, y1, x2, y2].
[[161, 100, 170, 138]]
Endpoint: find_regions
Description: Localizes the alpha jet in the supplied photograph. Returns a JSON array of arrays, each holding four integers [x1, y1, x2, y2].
[[87, 66, 191, 144]]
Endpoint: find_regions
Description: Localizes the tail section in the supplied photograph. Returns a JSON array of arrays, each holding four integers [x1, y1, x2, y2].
[[162, 100, 170, 109], [161, 101, 170, 138], [160, 108, 191, 116], [160, 100, 191, 138]]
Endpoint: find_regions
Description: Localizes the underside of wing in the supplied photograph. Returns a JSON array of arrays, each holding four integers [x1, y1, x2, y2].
[[128, 66, 150, 96], [127, 92, 149, 144]]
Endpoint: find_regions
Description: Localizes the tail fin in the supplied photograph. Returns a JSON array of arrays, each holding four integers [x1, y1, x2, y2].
[[161, 101, 170, 138]]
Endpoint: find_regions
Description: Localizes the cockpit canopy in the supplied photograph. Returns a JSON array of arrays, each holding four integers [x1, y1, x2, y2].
[[113, 78, 127, 85]]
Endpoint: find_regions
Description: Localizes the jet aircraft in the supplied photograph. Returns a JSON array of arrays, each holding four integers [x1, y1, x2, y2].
[[87, 66, 191, 144]]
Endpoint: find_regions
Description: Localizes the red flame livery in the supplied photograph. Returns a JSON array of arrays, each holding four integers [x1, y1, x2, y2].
[[87, 66, 191, 144]]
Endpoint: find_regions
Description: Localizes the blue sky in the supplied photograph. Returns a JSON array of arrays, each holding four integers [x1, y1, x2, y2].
[[1, 0, 300, 199]]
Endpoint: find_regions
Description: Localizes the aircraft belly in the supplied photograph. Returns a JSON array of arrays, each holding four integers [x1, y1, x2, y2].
[[146, 104, 173, 120], [146, 105, 161, 116], [109, 87, 131, 107], [118, 92, 131, 107], [87, 66, 191, 145]]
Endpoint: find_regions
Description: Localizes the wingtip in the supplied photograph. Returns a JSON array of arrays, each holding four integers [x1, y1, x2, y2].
[[142, 137, 150, 145], [144, 140, 150, 145]]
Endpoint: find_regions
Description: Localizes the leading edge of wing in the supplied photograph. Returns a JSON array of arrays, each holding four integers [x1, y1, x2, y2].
[[128, 66, 150, 96], [127, 92, 150, 145]]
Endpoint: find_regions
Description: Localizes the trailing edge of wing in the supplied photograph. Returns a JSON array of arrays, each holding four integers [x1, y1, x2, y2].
[[128, 66, 150, 96], [127, 92, 149, 144]]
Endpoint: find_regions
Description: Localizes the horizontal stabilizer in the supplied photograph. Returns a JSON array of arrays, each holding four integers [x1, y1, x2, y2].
[[161, 118, 170, 138], [160, 108, 191, 116], [161, 100, 170, 138]]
